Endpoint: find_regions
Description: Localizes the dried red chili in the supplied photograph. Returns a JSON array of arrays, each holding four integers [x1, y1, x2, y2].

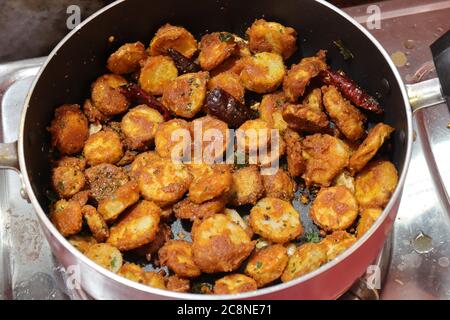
[[167, 48, 200, 74], [120, 83, 171, 120], [320, 69, 383, 114]]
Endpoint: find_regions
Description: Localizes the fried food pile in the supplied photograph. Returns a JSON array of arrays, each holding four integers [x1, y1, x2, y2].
[[48, 19, 397, 295]]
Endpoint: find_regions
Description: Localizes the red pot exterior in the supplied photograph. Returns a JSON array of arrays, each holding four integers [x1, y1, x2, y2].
[[39, 192, 400, 300]]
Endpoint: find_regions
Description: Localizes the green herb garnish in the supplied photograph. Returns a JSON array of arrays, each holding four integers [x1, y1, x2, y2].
[[192, 282, 213, 294], [45, 189, 59, 205], [57, 181, 65, 191], [275, 99, 284, 108], [219, 32, 233, 42], [305, 231, 321, 243], [255, 261, 263, 269], [110, 257, 118, 269], [334, 39, 354, 60]]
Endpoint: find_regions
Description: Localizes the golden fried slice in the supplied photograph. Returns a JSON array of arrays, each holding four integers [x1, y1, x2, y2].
[[354, 160, 398, 209], [258, 91, 288, 132], [160, 206, 174, 221], [283, 50, 327, 102], [133, 223, 172, 261], [232, 34, 251, 57], [249, 197, 303, 243], [320, 231, 356, 261], [52, 164, 85, 199], [85, 243, 123, 273], [333, 171, 355, 194], [282, 103, 329, 133], [159, 240, 201, 278], [139, 56, 178, 95], [207, 71, 245, 102], [281, 242, 327, 282], [139, 159, 191, 207], [224, 208, 254, 239], [190, 115, 230, 162], [149, 23, 198, 58], [50, 199, 83, 237], [107, 42, 147, 75], [54, 156, 86, 169], [71, 191, 90, 207], [173, 197, 226, 221], [321, 85, 366, 142], [199, 32, 236, 71], [83, 130, 123, 166], [302, 134, 350, 187], [230, 166, 264, 206], [68, 235, 97, 254], [121, 105, 164, 150], [356, 208, 383, 238], [283, 129, 305, 178], [310, 186, 358, 232], [71, 190, 90, 206], [349, 123, 395, 174], [211, 55, 246, 77], [245, 244, 288, 287], [141, 272, 165, 289], [240, 52, 286, 93], [303, 88, 323, 112], [162, 71, 208, 118], [188, 163, 232, 204], [236, 119, 271, 153], [98, 181, 140, 222], [49, 104, 89, 155], [192, 214, 255, 273], [118, 263, 146, 283], [257, 134, 286, 169], [246, 19, 297, 60], [166, 275, 190, 292], [83, 99, 108, 123], [155, 118, 191, 160], [91, 74, 129, 116], [82, 205, 109, 242], [107, 200, 161, 251], [129, 151, 161, 180], [84, 164, 129, 203], [214, 274, 257, 294], [115, 150, 136, 169], [262, 168, 296, 201], [71, 189, 89, 206]]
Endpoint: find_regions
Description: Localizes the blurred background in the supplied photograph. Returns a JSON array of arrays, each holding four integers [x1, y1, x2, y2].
[[0, 0, 380, 62]]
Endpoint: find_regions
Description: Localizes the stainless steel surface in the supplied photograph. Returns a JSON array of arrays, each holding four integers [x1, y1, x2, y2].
[[345, 232, 393, 300], [0, 59, 69, 299], [0, 142, 19, 170], [407, 78, 445, 112], [346, 0, 450, 300], [1, 0, 450, 300]]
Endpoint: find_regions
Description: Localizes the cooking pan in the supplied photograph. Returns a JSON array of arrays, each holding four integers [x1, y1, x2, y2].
[[1, 0, 449, 299]]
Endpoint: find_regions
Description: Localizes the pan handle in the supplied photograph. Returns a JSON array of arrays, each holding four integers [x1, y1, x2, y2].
[[0, 141, 29, 201], [0, 141, 19, 171], [406, 78, 446, 113], [0, 57, 45, 201], [407, 29, 450, 113]]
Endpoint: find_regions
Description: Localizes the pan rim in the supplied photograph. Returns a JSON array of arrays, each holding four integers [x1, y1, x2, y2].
[[17, 0, 413, 300]]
